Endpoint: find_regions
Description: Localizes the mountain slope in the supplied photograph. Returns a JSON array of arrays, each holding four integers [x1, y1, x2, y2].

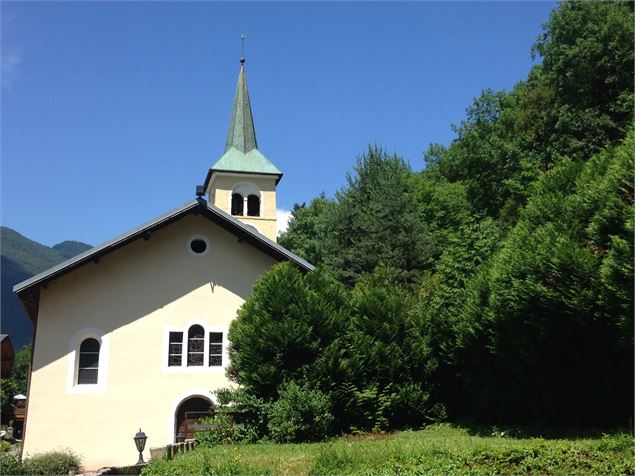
[[52, 240, 92, 259], [1, 227, 91, 349]]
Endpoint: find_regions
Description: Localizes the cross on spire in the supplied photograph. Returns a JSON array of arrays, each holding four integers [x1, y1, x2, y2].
[[240, 33, 246, 64]]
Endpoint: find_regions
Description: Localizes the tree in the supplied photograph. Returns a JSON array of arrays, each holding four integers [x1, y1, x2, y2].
[[456, 133, 634, 425], [410, 174, 475, 267], [0, 345, 31, 423], [278, 194, 335, 266], [533, 1, 634, 133], [227, 262, 349, 400], [324, 146, 432, 288], [431, 2, 634, 219], [336, 266, 436, 431]]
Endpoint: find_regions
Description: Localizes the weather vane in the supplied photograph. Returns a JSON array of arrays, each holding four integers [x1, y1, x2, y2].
[[240, 33, 247, 64]]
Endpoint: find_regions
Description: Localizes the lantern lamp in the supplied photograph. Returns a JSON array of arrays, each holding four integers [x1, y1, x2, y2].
[[133, 428, 148, 465]]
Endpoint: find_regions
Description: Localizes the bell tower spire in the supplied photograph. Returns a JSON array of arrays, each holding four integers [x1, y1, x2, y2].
[[203, 49, 282, 242], [224, 57, 258, 155]]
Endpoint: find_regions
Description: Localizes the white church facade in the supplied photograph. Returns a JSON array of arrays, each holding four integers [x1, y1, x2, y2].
[[13, 59, 312, 470]]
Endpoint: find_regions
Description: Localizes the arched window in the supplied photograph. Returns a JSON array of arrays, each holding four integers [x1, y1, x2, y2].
[[231, 193, 244, 216], [247, 194, 260, 217], [187, 325, 204, 366], [78, 338, 100, 384]]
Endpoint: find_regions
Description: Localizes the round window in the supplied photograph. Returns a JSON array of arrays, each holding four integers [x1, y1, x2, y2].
[[187, 235, 210, 256], [190, 239, 207, 254]]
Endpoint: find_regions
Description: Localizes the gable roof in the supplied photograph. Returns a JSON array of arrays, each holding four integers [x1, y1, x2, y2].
[[13, 198, 313, 322]]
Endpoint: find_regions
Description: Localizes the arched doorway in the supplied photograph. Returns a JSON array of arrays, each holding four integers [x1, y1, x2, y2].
[[174, 396, 213, 442]]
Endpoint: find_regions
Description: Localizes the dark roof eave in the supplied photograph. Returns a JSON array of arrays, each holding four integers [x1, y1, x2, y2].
[[203, 168, 283, 189]]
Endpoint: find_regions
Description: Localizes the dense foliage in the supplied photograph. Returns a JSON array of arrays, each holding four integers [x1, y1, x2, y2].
[[0, 449, 82, 476], [1, 344, 31, 423], [223, 0, 633, 441]]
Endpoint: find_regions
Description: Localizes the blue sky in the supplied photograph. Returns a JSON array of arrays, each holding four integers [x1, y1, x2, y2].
[[1, 1, 556, 247]]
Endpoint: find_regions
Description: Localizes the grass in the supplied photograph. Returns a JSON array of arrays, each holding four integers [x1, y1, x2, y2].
[[141, 424, 634, 475]]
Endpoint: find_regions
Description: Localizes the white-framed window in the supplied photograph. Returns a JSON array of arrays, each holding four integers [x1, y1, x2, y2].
[[77, 338, 100, 384], [67, 327, 110, 394], [187, 325, 205, 366], [168, 331, 183, 366], [164, 322, 228, 373]]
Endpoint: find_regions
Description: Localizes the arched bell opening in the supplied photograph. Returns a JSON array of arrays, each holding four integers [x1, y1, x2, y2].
[[231, 193, 244, 216], [247, 194, 260, 216]]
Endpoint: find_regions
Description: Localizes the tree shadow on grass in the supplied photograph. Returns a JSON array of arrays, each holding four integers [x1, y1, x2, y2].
[[455, 420, 634, 440]]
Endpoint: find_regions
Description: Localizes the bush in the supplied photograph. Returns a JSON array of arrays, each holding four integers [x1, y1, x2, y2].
[[214, 388, 269, 442], [0, 452, 24, 475], [195, 388, 269, 447], [267, 381, 333, 443], [0, 441, 12, 453], [195, 414, 238, 447], [22, 449, 82, 475]]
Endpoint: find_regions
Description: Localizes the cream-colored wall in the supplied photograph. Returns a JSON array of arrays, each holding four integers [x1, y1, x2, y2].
[[23, 214, 278, 470], [207, 173, 277, 241]]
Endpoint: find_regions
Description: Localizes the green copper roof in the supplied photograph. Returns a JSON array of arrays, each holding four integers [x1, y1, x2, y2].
[[211, 63, 281, 176], [213, 147, 281, 175], [225, 65, 257, 154]]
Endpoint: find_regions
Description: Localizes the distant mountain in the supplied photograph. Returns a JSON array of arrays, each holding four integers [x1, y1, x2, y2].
[[52, 240, 92, 259], [1, 227, 91, 349]]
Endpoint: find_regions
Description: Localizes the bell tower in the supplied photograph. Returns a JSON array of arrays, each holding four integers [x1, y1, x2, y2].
[[203, 57, 282, 242]]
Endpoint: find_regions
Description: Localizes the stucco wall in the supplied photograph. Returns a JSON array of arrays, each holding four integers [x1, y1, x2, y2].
[[23, 213, 278, 470], [207, 173, 277, 241]]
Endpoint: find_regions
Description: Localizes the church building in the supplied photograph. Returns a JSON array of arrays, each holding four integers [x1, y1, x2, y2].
[[13, 58, 312, 470]]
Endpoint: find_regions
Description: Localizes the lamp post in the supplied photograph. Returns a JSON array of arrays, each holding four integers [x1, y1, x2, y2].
[[133, 428, 148, 465]]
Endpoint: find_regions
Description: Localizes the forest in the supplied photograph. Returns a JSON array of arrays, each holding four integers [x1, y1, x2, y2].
[[210, 1, 634, 444]]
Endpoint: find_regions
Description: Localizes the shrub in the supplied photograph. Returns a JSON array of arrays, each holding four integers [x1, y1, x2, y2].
[[214, 388, 270, 441], [0, 441, 12, 453], [195, 414, 236, 447], [22, 449, 82, 475], [267, 381, 333, 443], [195, 388, 268, 446], [0, 452, 24, 475]]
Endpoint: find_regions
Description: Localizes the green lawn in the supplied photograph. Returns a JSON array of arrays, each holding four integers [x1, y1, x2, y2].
[[141, 424, 634, 475]]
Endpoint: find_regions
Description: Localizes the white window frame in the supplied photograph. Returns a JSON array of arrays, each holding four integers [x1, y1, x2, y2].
[[67, 327, 110, 394], [163, 321, 228, 374]]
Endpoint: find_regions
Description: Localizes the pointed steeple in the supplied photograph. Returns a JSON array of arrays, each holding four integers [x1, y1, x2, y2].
[[203, 55, 282, 242], [207, 59, 282, 178], [225, 59, 258, 154]]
